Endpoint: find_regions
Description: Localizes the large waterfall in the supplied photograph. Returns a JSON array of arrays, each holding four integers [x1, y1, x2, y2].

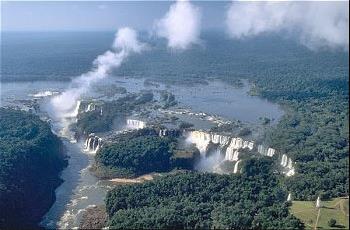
[[84, 133, 102, 154], [126, 119, 146, 129], [233, 160, 241, 174], [186, 130, 254, 159], [85, 103, 96, 112], [186, 130, 295, 176]]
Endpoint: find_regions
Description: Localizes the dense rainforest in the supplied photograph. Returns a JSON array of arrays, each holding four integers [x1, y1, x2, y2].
[[106, 158, 304, 229], [0, 108, 66, 228], [95, 129, 199, 178], [248, 57, 349, 200]]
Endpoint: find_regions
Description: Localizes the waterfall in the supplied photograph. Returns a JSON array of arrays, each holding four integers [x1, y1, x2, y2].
[[257, 145, 268, 155], [186, 130, 211, 154], [280, 154, 295, 177], [281, 154, 288, 167], [247, 141, 254, 150], [286, 168, 295, 177], [258, 146, 275, 157], [85, 103, 96, 112], [287, 158, 293, 169], [316, 196, 321, 208], [84, 134, 102, 153], [187, 130, 255, 159], [186, 130, 295, 177], [233, 160, 241, 174], [100, 108, 103, 116], [267, 148, 275, 157], [287, 193, 292, 202], [225, 149, 239, 162], [126, 119, 146, 129], [159, 129, 167, 137], [211, 134, 230, 146], [87, 137, 93, 150], [225, 144, 235, 161], [67, 100, 81, 118]]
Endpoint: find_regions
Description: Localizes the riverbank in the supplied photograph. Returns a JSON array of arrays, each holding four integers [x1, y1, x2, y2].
[[108, 173, 156, 184], [79, 205, 108, 229]]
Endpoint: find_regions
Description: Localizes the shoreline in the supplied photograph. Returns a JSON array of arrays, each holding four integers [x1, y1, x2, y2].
[[108, 173, 156, 184]]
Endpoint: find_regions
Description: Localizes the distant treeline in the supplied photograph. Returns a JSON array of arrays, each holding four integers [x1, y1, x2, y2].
[[0, 108, 66, 228]]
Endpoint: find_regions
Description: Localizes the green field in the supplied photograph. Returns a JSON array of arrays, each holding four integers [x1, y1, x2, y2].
[[290, 197, 349, 229]]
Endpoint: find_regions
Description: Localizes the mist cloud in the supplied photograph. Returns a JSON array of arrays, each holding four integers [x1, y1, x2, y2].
[[155, 0, 201, 50], [50, 27, 146, 119], [226, 1, 349, 51]]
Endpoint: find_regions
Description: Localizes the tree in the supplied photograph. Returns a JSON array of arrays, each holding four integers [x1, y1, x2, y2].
[[328, 218, 337, 227]]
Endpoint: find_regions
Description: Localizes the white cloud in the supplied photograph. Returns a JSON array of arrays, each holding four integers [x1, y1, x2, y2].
[[226, 1, 349, 51], [155, 0, 201, 50]]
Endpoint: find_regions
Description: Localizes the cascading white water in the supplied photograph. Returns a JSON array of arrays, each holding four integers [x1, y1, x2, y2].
[[85, 103, 96, 112], [126, 119, 146, 129], [211, 134, 230, 146], [316, 196, 321, 208], [281, 154, 288, 167], [258, 145, 276, 157], [186, 130, 211, 154], [233, 160, 241, 174], [287, 193, 292, 202], [267, 148, 275, 157], [84, 134, 102, 154], [287, 158, 293, 169], [225, 149, 240, 161], [186, 130, 296, 176], [159, 129, 167, 137], [187, 130, 255, 161], [280, 154, 295, 176]]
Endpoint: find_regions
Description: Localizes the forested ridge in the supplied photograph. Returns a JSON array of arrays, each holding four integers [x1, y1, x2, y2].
[[247, 57, 349, 200], [106, 158, 304, 229], [0, 108, 67, 228]]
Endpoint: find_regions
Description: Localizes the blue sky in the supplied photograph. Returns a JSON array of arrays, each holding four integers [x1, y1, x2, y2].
[[1, 1, 229, 31]]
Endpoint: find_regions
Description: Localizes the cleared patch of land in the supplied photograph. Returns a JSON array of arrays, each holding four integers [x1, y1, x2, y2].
[[290, 197, 349, 229], [108, 173, 158, 184]]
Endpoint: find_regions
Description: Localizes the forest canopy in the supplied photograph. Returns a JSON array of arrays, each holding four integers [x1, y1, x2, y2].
[[0, 108, 66, 228], [106, 158, 304, 229]]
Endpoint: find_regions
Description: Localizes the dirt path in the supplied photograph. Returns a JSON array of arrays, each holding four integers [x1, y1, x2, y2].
[[109, 174, 155, 184], [314, 208, 321, 230], [339, 199, 349, 217], [331, 197, 349, 217]]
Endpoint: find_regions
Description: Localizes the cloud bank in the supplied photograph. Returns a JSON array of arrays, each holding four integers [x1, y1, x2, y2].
[[226, 1, 349, 51], [50, 27, 146, 119], [155, 0, 201, 50]]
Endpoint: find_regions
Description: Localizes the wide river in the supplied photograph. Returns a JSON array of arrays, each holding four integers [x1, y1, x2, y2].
[[0, 77, 283, 229]]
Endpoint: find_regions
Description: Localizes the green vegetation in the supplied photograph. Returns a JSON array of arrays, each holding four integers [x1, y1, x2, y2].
[[261, 86, 349, 200], [240, 53, 349, 200], [76, 92, 154, 135], [106, 158, 303, 229], [290, 197, 349, 229], [328, 218, 337, 227], [0, 108, 66, 228], [94, 129, 198, 178], [159, 90, 177, 108]]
